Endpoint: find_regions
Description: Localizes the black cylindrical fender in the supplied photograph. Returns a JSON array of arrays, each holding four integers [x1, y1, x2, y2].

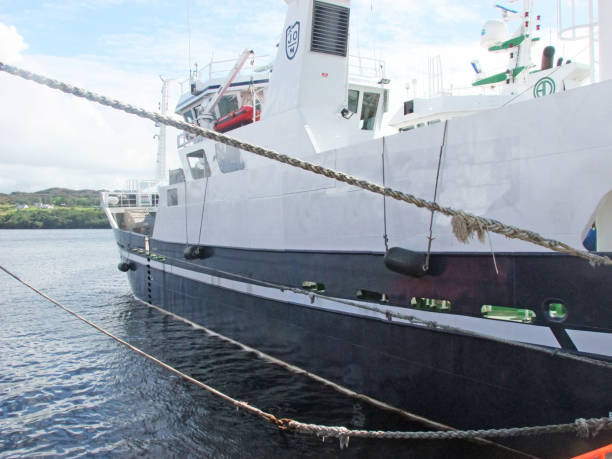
[[384, 247, 428, 277]]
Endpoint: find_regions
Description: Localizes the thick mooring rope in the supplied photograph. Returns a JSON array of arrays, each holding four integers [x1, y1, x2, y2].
[[285, 417, 612, 448], [1, 62, 610, 267], [1, 263, 610, 451]]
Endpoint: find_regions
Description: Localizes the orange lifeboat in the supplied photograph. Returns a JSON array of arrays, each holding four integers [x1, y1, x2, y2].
[[214, 105, 260, 133], [570, 443, 612, 459]]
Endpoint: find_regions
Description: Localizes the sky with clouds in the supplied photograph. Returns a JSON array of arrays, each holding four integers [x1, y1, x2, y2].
[[0, 0, 592, 193]]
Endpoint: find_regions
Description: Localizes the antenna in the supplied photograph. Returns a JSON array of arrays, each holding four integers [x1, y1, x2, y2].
[[156, 76, 174, 185], [187, 0, 192, 75], [428, 55, 444, 97]]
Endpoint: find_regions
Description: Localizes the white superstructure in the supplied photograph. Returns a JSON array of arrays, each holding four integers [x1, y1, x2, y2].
[[137, 0, 612, 255]]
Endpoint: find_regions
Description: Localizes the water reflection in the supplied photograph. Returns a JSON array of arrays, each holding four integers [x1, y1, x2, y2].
[[0, 230, 520, 458]]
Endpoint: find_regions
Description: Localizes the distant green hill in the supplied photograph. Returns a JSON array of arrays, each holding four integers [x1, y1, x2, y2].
[[0, 188, 103, 207], [0, 189, 110, 229]]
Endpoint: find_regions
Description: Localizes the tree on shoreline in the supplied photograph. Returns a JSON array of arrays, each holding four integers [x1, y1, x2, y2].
[[0, 207, 109, 229]]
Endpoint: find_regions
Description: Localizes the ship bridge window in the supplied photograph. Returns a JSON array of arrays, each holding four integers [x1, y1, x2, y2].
[[217, 95, 239, 118], [360, 92, 380, 130], [348, 89, 359, 113], [183, 109, 195, 123], [186, 150, 211, 180]]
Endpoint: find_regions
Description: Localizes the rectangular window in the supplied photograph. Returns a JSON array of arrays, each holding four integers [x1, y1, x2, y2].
[[167, 188, 178, 206], [404, 100, 414, 115], [183, 109, 194, 123], [311, 1, 350, 57], [360, 92, 380, 130], [186, 149, 210, 180], [348, 89, 359, 113]]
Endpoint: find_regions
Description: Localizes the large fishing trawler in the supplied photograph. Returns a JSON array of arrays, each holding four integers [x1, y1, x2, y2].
[[102, 1, 612, 456]]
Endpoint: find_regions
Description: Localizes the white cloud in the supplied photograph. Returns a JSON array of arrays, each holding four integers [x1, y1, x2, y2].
[[0, 24, 180, 193], [0, 22, 27, 63]]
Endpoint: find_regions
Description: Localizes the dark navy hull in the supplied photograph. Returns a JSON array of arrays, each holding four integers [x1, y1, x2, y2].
[[116, 230, 612, 458]]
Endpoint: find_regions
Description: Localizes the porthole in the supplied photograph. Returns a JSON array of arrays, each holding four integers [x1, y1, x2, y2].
[[542, 299, 568, 323]]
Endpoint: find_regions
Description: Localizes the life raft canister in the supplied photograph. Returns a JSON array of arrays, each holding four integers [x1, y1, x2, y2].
[[214, 105, 260, 133]]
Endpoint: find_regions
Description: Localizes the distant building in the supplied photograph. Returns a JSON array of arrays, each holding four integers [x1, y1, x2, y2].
[[16, 204, 29, 210]]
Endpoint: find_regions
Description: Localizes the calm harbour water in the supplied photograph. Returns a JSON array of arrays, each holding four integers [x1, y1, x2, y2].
[[0, 229, 521, 458]]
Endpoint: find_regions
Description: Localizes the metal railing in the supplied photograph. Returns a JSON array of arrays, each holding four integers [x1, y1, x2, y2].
[[348, 55, 386, 83], [179, 54, 272, 94], [101, 191, 160, 209]]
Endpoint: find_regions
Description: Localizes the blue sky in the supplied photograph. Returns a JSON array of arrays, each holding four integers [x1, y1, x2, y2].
[[0, 1, 589, 192], [0, 0, 499, 76]]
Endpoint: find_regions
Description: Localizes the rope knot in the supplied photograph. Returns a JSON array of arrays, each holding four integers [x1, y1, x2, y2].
[[452, 214, 486, 244], [575, 418, 590, 438], [575, 417, 612, 438], [273, 417, 294, 431]]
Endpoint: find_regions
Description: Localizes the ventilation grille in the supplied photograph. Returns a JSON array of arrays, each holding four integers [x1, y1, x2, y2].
[[311, 1, 350, 57]]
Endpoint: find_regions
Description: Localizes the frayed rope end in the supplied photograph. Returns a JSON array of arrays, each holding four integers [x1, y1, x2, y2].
[[452, 215, 486, 244]]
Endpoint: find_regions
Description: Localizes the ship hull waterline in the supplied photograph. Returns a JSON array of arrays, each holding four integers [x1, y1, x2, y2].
[[116, 229, 612, 458]]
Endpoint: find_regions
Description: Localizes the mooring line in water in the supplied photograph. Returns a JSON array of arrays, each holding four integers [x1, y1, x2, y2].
[[136, 298, 458, 429], [1, 62, 611, 269], [0, 264, 282, 426], [2, 263, 610, 456], [135, 298, 538, 457], [142, 250, 612, 370]]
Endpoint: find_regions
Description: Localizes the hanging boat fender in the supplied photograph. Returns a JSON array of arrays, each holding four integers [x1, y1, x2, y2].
[[117, 261, 134, 272], [384, 247, 428, 277], [183, 245, 214, 260]]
